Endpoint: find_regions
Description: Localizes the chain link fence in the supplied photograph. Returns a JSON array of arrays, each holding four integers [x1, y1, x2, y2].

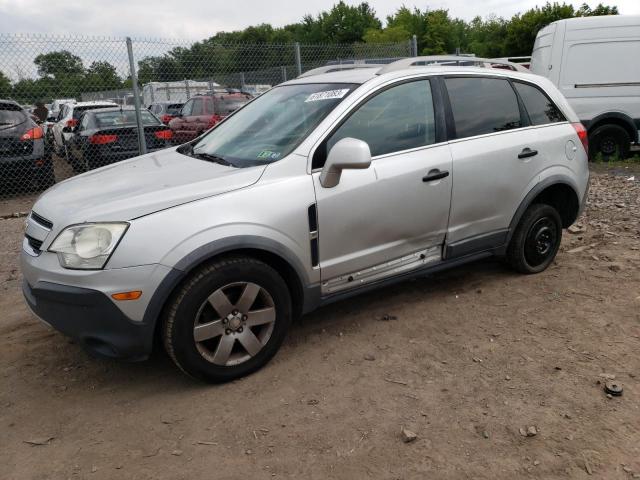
[[0, 34, 411, 207]]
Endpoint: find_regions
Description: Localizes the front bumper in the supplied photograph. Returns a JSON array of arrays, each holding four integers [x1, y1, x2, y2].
[[23, 280, 154, 360], [21, 249, 173, 360]]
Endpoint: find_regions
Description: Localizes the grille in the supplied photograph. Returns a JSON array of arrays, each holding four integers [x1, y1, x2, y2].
[[25, 234, 43, 252], [30, 211, 53, 229]]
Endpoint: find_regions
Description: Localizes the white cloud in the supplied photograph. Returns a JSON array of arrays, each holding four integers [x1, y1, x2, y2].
[[1, 0, 639, 39]]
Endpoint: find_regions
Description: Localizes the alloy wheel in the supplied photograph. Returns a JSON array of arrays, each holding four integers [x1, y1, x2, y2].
[[193, 282, 276, 366]]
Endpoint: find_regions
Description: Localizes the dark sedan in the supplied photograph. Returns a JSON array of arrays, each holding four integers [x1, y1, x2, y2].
[[0, 99, 54, 192], [67, 107, 173, 172]]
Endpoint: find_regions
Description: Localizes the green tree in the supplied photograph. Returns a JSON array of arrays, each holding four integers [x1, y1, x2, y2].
[[34, 50, 84, 78], [364, 25, 411, 43], [576, 2, 619, 15], [0, 70, 11, 98], [84, 61, 122, 91]]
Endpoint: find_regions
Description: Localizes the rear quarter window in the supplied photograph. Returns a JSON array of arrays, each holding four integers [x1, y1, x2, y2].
[[445, 77, 522, 139], [513, 82, 565, 125]]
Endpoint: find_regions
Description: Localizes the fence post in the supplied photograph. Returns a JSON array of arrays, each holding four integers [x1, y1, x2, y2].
[[411, 35, 418, 57], [294, 42, 302, 76], [184, 79, 191, 99], [240, 72, 245, 90], [126, 37, 147, 155], [281, 66, 287, 82]]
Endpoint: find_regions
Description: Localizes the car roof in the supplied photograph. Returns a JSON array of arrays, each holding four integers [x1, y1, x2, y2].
[[151, 100, 184, 105], [83, 106, 141, 114], [0, 98, 22, 107], [70, 101, 118, 108], [284, 64, 536, 87]]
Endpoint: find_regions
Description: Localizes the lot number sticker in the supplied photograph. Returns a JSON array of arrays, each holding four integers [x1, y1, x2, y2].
[[305, 89, 350, 102]]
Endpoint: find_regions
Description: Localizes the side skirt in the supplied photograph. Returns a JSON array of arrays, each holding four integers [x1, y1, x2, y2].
[[315, 250, 494, 310]]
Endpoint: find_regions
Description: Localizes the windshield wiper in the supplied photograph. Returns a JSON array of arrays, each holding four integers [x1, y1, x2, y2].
[[179, 143, 235, 167], [191, 151, 234, 167]]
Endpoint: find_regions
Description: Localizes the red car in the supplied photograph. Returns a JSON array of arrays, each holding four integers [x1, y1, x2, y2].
[[169, 93, 252, 143]]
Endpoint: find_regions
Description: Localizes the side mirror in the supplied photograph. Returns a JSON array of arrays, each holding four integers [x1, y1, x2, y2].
[[319, 137, 371, 188]]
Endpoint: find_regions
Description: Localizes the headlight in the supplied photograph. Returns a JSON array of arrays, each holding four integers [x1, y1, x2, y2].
[[49, 223, 129, 269]]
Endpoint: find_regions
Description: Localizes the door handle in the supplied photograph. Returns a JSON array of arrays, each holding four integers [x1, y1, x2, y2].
[[518, 148, 538, 159], [423, 169, 449, 182]]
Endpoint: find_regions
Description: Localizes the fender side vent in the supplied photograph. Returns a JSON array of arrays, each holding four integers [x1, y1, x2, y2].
[[308, 203, 319, 267]]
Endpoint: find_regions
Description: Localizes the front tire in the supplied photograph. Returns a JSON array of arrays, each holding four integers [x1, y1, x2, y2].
[[507, 204, 562, 274], [162, 256, 292, 383]]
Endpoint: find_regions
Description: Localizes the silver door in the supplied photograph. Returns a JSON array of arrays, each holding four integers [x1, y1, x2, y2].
[[312, 79, 452, 294]]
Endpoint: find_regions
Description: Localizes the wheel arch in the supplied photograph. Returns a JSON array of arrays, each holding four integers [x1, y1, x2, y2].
[[585, 112, 638, 143], [506, 177, 581, 247], [143, 237, 312, 350]]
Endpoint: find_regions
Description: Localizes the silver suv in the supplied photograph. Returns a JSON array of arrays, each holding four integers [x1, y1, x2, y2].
[[21, 61, 589, 382]]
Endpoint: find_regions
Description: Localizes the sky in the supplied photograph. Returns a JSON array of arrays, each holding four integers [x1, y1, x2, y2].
[[1, 0, 639, 40]]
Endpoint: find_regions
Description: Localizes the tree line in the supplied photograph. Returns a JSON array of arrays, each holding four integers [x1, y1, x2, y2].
[[1, 1, 618, 105]]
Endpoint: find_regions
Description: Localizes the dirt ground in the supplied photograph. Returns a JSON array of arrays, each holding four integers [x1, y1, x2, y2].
[[1, 165, 639, 479]]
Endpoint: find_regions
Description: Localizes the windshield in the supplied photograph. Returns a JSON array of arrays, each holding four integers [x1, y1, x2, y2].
[[95, 110, 160, 127], [73, 105, 115, 120], [189, 83, 357, 167], [167, 104, 183, 114]]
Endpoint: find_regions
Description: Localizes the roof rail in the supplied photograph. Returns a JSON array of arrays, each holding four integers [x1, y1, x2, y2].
[[298, 63, 384, 78], [376, 56, 530, 75]]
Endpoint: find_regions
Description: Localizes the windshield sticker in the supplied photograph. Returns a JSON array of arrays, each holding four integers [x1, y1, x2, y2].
[[305, 89, 350, 102], [257, 150, 281, 160]]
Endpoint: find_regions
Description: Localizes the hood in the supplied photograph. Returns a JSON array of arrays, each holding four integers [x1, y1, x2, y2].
[[32, 147, 266, 224]]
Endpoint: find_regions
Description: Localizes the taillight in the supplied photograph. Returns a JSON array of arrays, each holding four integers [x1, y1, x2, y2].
[[161, 114, 173, 124], [154, 129, 172, 140], [20, 126, 44, 141], [572, 122, 588, 156], [89, 134, 118, 145], [66, 118, 78, 128]]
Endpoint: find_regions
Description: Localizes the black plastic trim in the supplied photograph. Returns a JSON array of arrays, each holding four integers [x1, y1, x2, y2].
[[143, 236, 313, 331], [23, 280, 153, 361], [581, 112, 639, 143], [504, 176, 581, 250], [445, 229, 508, 259]]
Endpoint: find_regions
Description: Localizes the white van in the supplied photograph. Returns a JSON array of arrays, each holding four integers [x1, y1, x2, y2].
[[530, 15, 640, 159]]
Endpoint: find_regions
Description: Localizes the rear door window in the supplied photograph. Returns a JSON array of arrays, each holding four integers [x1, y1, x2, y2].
[[444, 77, 522, 139], [513, 82, 565, 125]]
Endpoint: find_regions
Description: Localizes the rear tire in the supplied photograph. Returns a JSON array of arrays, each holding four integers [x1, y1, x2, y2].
[[162, 256, 292, 383], [589, 124, 630, 161], [507, 204, 562, 274]]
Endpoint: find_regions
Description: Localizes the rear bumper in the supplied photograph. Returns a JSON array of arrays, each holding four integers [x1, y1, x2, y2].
[[23, 280, 155, 360]]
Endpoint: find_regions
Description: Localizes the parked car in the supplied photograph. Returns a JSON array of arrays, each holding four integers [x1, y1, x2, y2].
[[168, 92, 252, 143], [66, 107, 173, 172], [148, 101, 184, 124], [0, 99, 54, 191], [51, 101, 117, 155], [21, 62, 589, 382], [48, 98, 76, 121], [530, 14, 640, 160]]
